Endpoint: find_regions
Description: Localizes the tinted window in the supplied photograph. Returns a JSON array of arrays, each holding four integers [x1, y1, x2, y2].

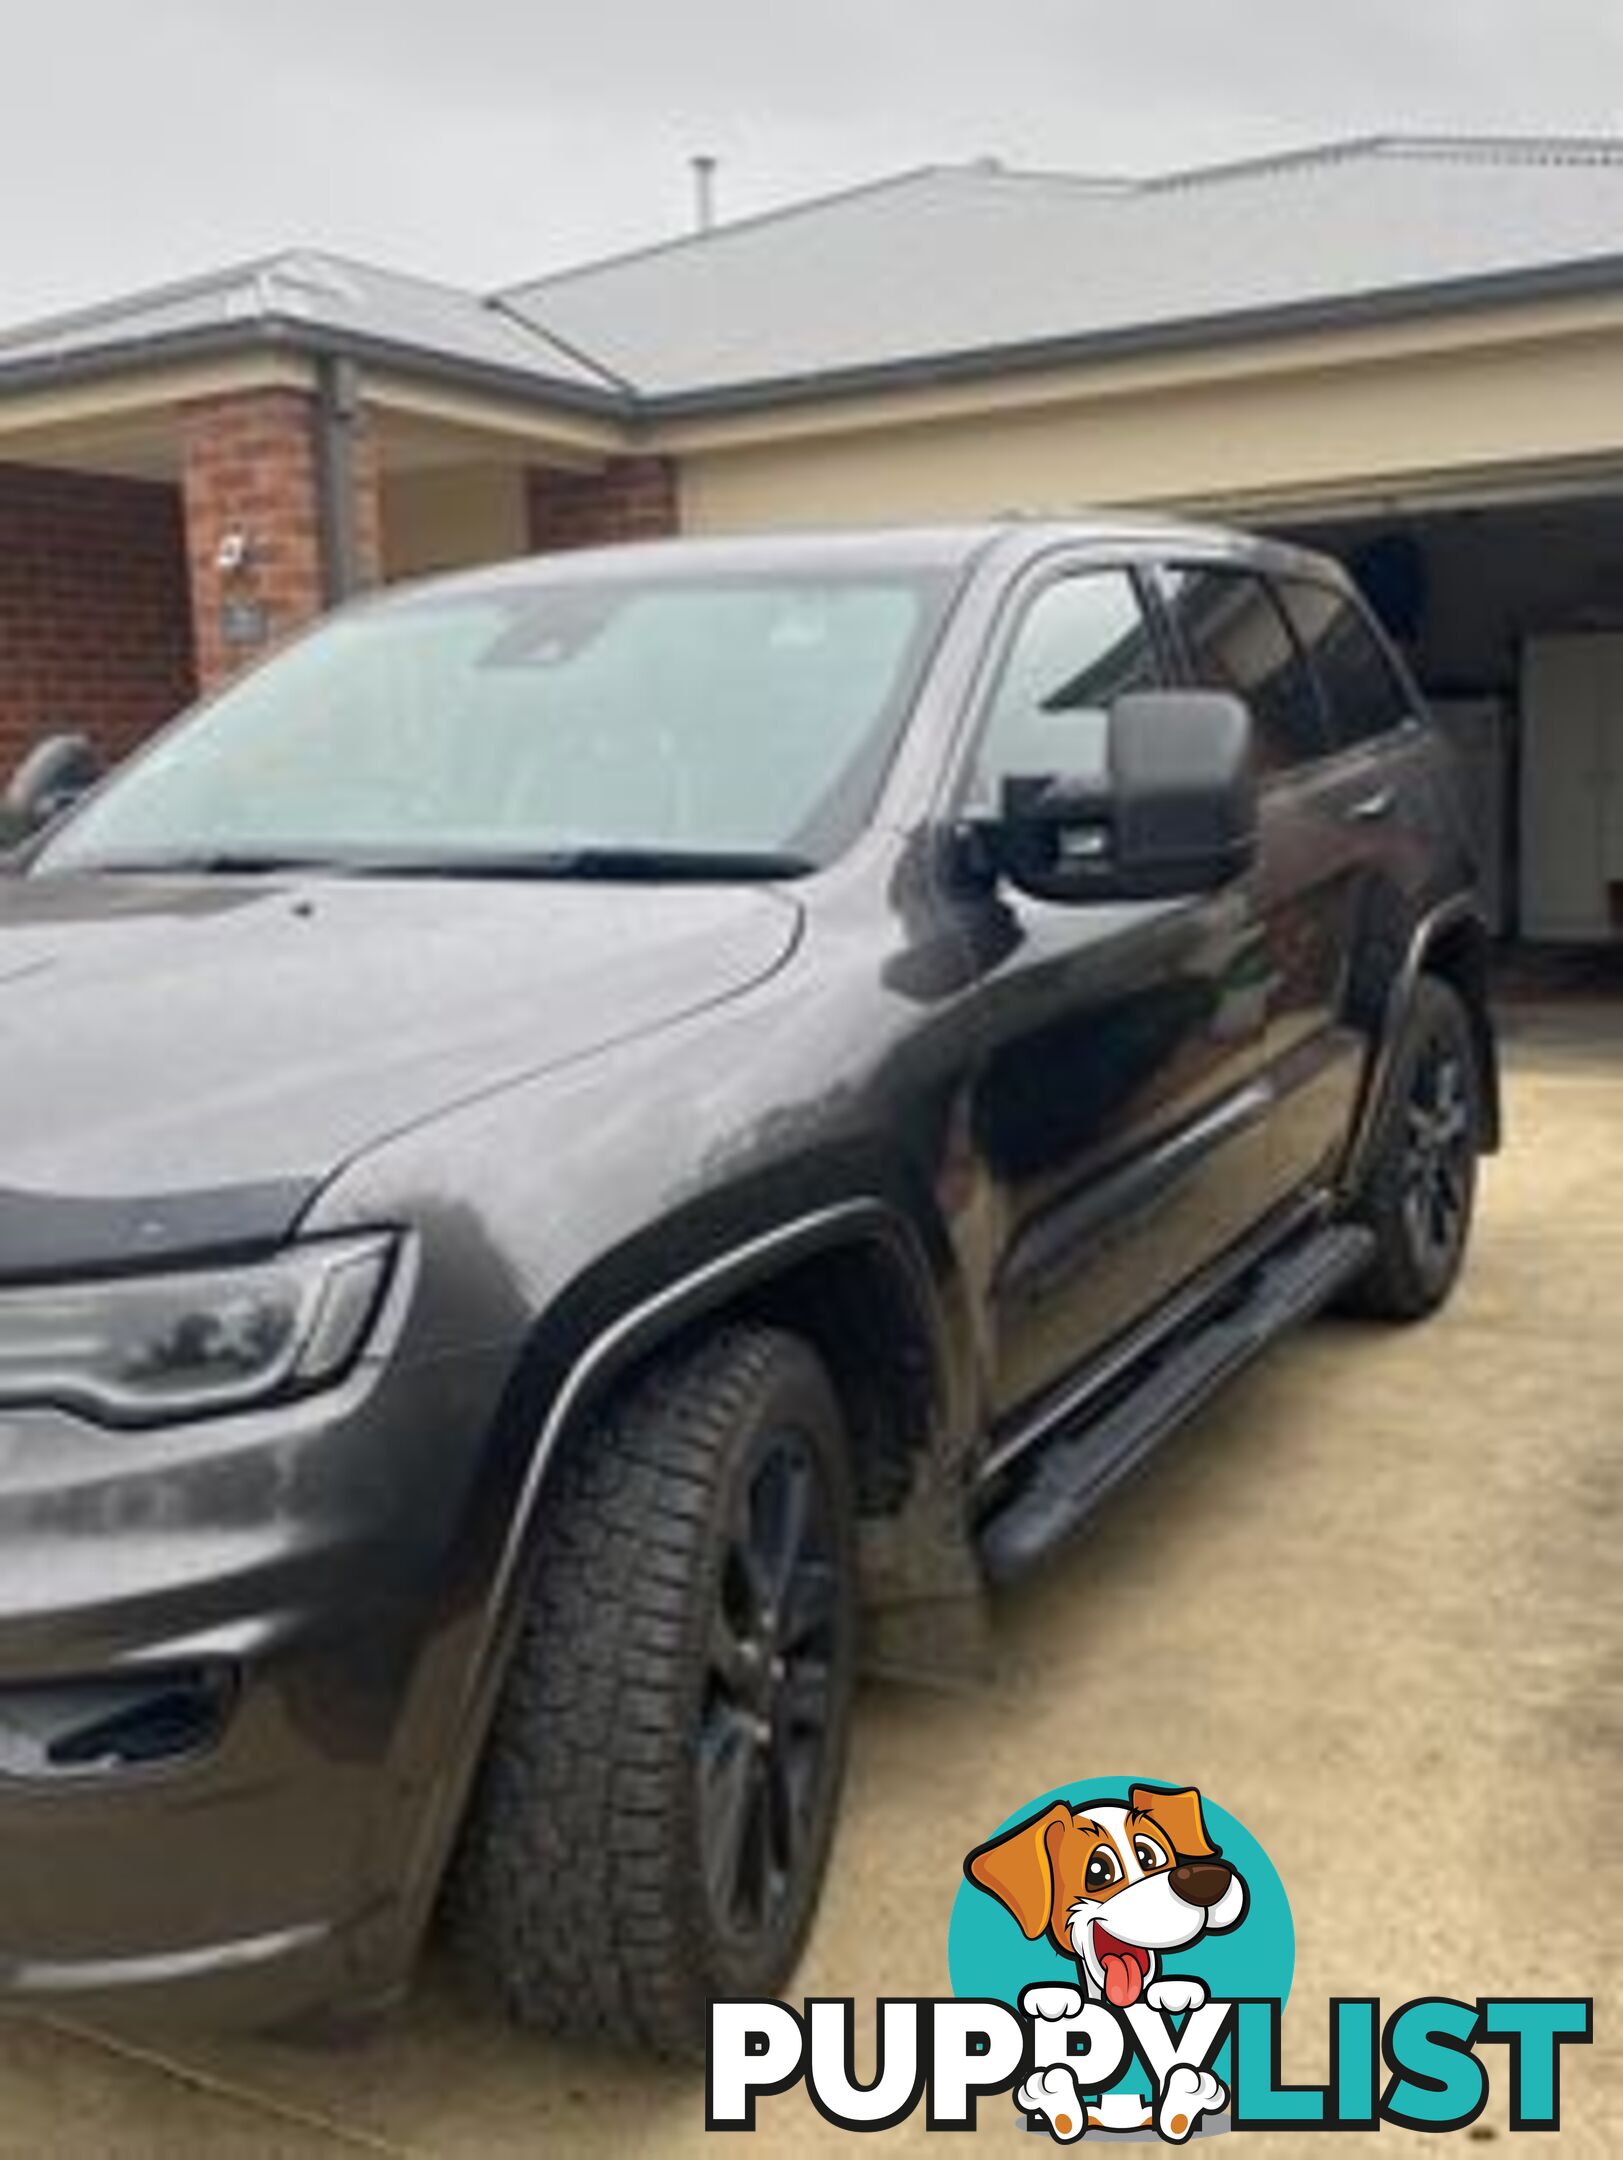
[[1275, 577, 1413, 746], [1161, 565, 1327, 774], [972, 570, 1160, 802]]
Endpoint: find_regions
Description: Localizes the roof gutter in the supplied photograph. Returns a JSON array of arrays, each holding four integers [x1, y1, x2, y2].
[[0, 316, 632, 421]]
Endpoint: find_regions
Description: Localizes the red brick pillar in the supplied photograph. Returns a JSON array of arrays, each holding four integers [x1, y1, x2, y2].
[[180, 387, 381, 691], [527, 455, 679, 553]]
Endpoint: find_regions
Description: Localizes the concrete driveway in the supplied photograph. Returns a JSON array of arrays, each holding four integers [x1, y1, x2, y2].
[[1, 1005, 1617, 2156]]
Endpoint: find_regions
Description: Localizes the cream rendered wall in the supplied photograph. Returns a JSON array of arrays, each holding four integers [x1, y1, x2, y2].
[[674, 317, 1623, 532], [380, 462, 530, 580]]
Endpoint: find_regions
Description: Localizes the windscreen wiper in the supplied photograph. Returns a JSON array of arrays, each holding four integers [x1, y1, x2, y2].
[[70, 851, 357, 877], [346, 846, 818, 882], [65, 846, 817, 883]]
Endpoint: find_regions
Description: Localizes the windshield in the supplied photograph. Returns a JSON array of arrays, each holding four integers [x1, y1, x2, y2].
[[36, 568, 956, 878]]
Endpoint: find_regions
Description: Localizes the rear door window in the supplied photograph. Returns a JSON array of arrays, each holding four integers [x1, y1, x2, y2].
[[1159, 565, 1329, 776], [1273, 577, 1415, 747]]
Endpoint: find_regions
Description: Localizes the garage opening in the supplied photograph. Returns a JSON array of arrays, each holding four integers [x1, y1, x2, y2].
[[1270, 492, 1623, 954]]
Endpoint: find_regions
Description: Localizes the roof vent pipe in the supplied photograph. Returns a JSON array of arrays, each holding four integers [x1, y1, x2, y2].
[[690, 154, 718, 234]]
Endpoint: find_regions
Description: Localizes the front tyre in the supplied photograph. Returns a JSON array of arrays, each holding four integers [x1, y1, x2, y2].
[[447, 1324, 857, 2055], [1340, 974, 1483, 1321]]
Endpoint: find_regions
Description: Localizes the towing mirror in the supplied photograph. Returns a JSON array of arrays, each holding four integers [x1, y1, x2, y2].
[[4, 732, 103, 840], [988, 689, 1258, 903]]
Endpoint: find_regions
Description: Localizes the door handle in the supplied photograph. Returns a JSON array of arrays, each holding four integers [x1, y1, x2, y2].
[[1344, 786, 1396, 823]]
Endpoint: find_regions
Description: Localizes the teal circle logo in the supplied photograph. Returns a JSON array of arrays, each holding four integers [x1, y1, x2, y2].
[[949, 1777, 1292, 2007], [949, 1778, 1292, 2122]]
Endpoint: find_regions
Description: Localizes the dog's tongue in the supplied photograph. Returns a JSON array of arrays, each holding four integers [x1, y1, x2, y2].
[[1101, 1952, 1143, 2008]]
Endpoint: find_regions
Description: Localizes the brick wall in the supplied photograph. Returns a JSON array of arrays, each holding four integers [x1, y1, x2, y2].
[[181, 388, 381, 691], [0, 463, 196, 780], [527, 455, 680, 552]]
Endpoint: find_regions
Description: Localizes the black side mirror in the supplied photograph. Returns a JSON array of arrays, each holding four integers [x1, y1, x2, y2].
[[987, 689, 1257, 903], [4, 733, 103, 839]]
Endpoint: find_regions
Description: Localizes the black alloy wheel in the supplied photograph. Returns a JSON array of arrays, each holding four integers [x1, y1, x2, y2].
[[1398, 1028, 1474, 1283], [1340, 973, 1482, 1320], [700, 1422, 843, 1945]]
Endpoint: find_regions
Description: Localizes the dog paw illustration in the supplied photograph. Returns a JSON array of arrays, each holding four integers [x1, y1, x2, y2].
[[1017, 2065, 1087, 2141], [1145, 1976, 1208, 2015], [1020, 1982, 1086, 2024], [1157, 2063, 1227, 2143], [1090, 2092, 1154, 2132]]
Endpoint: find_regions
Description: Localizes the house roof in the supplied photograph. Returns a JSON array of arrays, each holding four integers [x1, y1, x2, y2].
[[0, 249, 626, 409], [500, 135, 1623, 408], [5, 135, 1623, 418]]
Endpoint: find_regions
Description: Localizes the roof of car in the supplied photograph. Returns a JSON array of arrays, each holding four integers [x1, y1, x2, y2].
[[383, 524, 1014, 597], [8, 135, 1623, 412], [379, 515, 1335, 601]]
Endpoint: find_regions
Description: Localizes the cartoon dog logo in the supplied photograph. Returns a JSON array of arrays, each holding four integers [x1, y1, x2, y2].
[[965, 1783, 1249, 2140]]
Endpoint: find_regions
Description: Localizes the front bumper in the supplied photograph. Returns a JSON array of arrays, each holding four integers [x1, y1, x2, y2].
[[0, 1320, 521, 2029]]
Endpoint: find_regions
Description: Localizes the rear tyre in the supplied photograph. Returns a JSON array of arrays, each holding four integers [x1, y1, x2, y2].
[[1339, 974, 1482, 1321], [446, 1324, 857, 2056]]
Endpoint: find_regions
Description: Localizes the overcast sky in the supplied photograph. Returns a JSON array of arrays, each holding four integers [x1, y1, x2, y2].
[[4, 0, 1621, 327]]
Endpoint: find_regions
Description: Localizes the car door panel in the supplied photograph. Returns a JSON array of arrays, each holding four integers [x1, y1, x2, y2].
[[1154, 561, 1366, 1213], [1261, 574, 1435, 1194], [966, 890, 1274, 1419], [1248, 765, 1371, 1206], [941, 562, 1273, 1428]]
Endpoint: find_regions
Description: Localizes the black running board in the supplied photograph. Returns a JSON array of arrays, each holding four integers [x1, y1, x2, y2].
[[976, 1222, 1376, 1584]]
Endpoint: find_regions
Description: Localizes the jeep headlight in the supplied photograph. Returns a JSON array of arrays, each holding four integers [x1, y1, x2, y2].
[[0, 1233, 396, 1425]]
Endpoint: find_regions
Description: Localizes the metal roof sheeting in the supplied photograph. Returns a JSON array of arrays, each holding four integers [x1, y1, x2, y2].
[[4, 136, 1623, 413], [500, 137, 1623, 403], [0, 249, 621, 402]]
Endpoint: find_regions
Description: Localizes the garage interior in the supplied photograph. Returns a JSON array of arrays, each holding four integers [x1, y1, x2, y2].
[[1272, 489, 1623, 951]]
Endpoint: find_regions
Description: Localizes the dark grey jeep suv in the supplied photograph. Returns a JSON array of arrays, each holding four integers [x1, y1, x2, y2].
[[0, 520, 1495, 2051]]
